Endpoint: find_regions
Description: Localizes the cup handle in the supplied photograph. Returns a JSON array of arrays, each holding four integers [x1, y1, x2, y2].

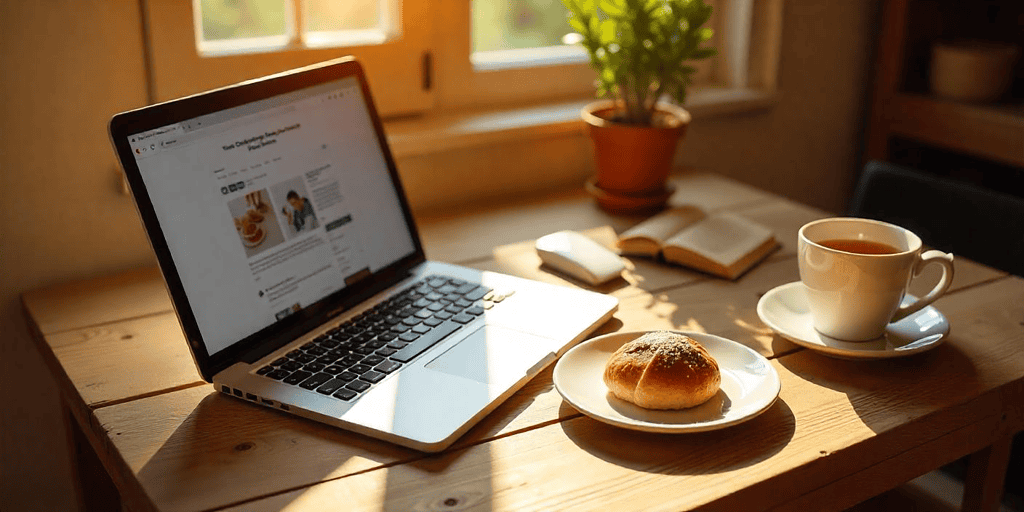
[[891, 250, 955, 322]]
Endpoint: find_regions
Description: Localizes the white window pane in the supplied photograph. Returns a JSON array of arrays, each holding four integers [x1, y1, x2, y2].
[[472, 0, 574, 53], [197, 0, 290, 42]]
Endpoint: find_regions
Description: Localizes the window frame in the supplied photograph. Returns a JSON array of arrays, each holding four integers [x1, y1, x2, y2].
[[144, 0, 433, 117]]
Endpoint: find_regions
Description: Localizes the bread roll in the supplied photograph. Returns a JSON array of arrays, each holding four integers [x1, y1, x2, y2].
[[603, 331, 720, 409]]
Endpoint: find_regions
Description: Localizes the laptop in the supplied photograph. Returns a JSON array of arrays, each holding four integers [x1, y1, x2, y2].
[[108, 57, 618, 452]]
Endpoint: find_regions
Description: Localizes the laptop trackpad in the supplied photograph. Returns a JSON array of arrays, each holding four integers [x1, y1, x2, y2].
[[425, 324, 556, 385]]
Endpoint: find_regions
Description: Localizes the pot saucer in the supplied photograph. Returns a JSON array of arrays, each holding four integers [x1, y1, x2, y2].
[[584, 177, 675, 214], [756, 281, 949, 359]]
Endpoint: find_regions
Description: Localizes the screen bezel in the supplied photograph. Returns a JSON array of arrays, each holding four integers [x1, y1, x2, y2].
[[108, 57, 426, 382]]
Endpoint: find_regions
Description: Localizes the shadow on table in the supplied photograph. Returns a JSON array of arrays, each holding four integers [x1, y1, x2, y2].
[[136, 391, 424, 511], [773, 339, 980, 435], [558, 397, 796, 475]]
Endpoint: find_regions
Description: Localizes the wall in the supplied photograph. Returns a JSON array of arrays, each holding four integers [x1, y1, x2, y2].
[[0, 1, 878, 510], [1, 1, 152, 510]]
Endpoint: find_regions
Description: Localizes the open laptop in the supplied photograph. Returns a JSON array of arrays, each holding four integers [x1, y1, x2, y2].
[[108, 57, 618, 452]]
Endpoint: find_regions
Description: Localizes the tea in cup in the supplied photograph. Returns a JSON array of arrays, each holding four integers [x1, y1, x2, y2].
[[798, 218, 954, 341]]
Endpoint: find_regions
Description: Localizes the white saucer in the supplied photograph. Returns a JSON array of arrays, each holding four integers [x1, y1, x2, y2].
[[756, 282, 949, 359], [552, 331, 781, 433]]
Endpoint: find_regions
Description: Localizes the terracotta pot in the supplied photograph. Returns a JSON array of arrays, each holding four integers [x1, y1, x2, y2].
[[582, 100, 691, 200]]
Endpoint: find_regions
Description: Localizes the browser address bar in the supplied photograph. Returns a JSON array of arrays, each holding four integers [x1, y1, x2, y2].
[[164, 104, 298, 150]]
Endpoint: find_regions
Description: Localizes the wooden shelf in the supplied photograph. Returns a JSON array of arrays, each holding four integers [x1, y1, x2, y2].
[[886, 94, 1024, 167]]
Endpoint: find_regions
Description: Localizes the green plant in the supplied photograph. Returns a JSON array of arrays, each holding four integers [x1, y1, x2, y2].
[[562, 0, 716, 125]]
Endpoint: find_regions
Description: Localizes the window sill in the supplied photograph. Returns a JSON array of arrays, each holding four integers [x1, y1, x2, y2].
[[384, 87, 780, 159]]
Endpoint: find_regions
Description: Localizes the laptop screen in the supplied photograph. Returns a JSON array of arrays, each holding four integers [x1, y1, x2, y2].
[[124, 76, 417, 356]]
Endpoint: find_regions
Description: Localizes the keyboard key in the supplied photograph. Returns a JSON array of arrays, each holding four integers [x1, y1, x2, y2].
[[412, 298, 432, 308], [455, 283, 479, 295], [306, 346, 327, 356], [271, 357, 289, 366], [437, 284, 457, 294], [390, 321, 461, 363], [366, 340, 387, 349], [378, 332, 398, 341], [294, 353, 316, 364], [362, 355, 385, 366], [465, 287, 490, 301], [346, 380, 371, 392], [386, 340, 408, 350], [375, 360, 402, 374], [341, 355, 363, 366], [348, 364, 372, 374], [444, 293, 463, 302], [304, 362, 326, 373], [299, 373, 332, 390], [360, 371, 385, 383], [412, 324, 432, 334], [390, 323, 410, 333], [433, 310, 453, 320], [399, 331, 421, 342], [301, 342, 317, 350], [267, 369, 292, 380], [426, 302, 445, 312], [375, 347, 398, 357], [452, 313, 475, 324], [423, 317, 444, 327], [323, 365, 346, 375], [401, 316, 421, 326], [449, 278, 466, 286], [427, 278, 448, 288], [445, 304, 463, 314], [287, 350, 303, 359], [338, 371, 358, 381], [316, 378, 346, 395], [256, 365, 274, 375], [353, 346, 374, 355], [466, 306, 485, 316], [315, 356, 336, 365], [414, 308, 433, 319], [333, 388, 358, 401], [425, 291, 443, 301], [284, 370, 312, 385], [455, 298, 474, 308], [319, 339, 340, 349], [281, 361, 303, 372]]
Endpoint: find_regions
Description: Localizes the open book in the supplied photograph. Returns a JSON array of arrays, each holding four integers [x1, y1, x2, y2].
[[617, 206, 778, 279]]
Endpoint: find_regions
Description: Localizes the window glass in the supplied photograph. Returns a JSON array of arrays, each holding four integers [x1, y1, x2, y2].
[[197, 0, 290, 43], [472, 0, 573, 53]]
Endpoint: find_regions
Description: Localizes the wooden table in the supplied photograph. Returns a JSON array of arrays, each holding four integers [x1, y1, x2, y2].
[[23, 174, 1024, 512]]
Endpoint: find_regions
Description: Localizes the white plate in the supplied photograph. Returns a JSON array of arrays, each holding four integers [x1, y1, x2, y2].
[[756, 281, 949, 359], [553, 331, 781, 433]]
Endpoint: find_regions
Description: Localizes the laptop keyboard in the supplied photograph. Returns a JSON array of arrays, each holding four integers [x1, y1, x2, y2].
[[253, 275, 509, 402]]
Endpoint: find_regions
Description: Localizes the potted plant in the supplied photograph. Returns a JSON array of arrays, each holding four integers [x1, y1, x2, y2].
[[563, 0, 716, 212]]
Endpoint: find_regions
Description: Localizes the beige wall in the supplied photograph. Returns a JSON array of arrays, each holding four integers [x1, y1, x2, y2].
[[0, 1, 878, 510]]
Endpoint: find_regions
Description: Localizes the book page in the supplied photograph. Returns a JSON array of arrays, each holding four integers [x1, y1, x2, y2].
[[664, 212, 773, 267], [617, 206, 707, 254]]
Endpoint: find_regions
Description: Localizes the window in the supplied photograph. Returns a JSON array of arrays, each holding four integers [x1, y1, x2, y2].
[[145, 0, 779, 118]]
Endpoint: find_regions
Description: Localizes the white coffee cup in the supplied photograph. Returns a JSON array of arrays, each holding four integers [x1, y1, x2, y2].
[[798, 218, 954, 341]]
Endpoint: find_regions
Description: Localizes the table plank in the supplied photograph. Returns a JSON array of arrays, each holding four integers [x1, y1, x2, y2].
[[22, 265, 170, 335], [45, 312, 201, 408], [223, 277, 1024, 512]]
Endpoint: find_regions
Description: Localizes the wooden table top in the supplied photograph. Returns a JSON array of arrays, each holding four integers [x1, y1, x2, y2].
[[23, 173, 1024, 512]]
